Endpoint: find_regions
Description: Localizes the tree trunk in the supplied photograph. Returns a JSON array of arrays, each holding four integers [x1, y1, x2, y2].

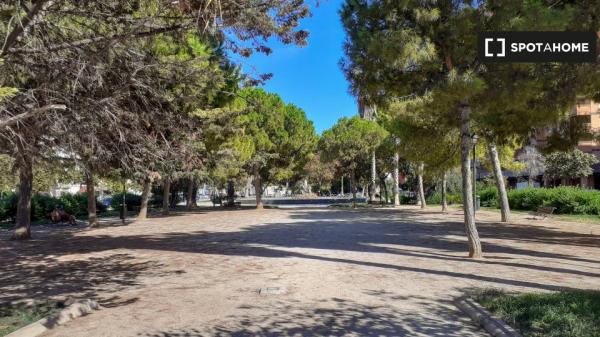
[[351, 169, 357, 208], [381, 177, 387, 204], [162, 178, 170, 215], [417, 163, 426, 209], [254, 165, 263, 209], [227, 180, 235, 206], [441, 171, 448, 212], [488, 142, 510, 222], [370, 151, 376, 202], [393, 152, 400, 207], [138, 175, 152, 219], [186, 178, 194, 210], [460, 104, 482, 258], [86, 172, 98, 226], [13, 153, 33, 240], [192, 186, 198, 206], [340, 175, 344, 195]]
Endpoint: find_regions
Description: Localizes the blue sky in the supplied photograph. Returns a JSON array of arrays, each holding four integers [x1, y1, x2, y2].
[[237, 0, 357, 134]]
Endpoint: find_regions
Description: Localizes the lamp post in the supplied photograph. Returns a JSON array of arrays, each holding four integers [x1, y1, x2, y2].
[[471, 134, 479, 214]]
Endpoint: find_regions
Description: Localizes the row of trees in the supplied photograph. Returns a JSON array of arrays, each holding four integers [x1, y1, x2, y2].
[[339, 0, 600, 258], [0, 0, 314, 239]]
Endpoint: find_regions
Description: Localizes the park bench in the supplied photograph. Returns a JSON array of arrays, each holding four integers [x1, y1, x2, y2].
[[531, 206, 556, 219]]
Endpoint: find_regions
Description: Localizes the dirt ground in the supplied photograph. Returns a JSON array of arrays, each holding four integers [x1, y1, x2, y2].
[[1, 206, 599, 337]]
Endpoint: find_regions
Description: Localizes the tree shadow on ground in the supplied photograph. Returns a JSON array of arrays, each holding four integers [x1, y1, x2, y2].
[[139, 296, 481, 337], [0, 252, 176, 307], [3, 208, 599, 302]]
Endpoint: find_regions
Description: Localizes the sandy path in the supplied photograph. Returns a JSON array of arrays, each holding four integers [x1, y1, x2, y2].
[[1, 206, 599, 336]]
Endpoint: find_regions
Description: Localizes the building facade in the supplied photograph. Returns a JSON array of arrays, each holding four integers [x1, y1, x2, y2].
[[531, 98, 600, 189]]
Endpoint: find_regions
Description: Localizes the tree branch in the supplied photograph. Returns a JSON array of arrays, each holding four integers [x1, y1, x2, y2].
[[0, 104, 66, 129], [1, 0, 55, 56], [7, 24, 190, 55]]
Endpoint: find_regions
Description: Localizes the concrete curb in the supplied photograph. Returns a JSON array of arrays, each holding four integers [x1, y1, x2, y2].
[[6, 299, 100, 337], [455, 297, 522, 337]]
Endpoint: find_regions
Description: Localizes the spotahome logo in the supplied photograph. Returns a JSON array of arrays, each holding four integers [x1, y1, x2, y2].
[[478, 32, 597, 63]]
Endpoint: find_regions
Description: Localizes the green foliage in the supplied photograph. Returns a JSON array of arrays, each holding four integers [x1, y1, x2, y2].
[[545, 149, 598, 181], [59, 193, 106, 217], [507, 187, 600, 215], [0, 192, 18, 221], [478, 186, 500, 208], [320, 116, 388, 173], [110, 193, 142, 211], [426, 192, 462, 205], [235, 88, 318, 186], [0, 301, 60, 336], [0, 192, 105, 221], [0, 154, 16, 192], [475, 289, 600, 337]]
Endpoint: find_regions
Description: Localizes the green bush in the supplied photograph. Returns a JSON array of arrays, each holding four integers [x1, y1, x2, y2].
[[0, 192, 106, 222], [478, 186, 499, 207], [31, 194, 60, 220], [0, 192, 18, 221], [507, 187, 600, 215], [426, 192, 462, 205], [110, 193, 142, 211]]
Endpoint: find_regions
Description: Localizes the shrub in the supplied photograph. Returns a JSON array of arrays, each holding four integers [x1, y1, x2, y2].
[[508, 187, 600, 215], [31, 194, 60, 220], [0, 192, 106, 222], [0, 192, 18, 221], [478, 186, 499, 208], [110, 193, 142, 211], [426, 192, 462, 205]]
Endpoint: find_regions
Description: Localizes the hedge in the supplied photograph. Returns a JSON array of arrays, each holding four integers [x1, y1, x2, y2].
[[0, 192, 107, 222], [426, 192, 462, 205], [479, 187, 600, 215], [508, 187, 600, 215], [426, 186, 600, 215], [109, 193, 142, 211]]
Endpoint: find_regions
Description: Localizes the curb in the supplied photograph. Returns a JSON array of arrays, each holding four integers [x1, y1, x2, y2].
[[455, 297, 522, 337], [6, 299, 100, 337]]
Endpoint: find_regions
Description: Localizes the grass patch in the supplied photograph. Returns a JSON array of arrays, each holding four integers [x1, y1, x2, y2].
[[0, 302, 61, 336], [474, 289, 600, 337]]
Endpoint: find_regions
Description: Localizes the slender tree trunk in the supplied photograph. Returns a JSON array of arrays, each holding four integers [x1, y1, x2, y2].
[[351, 169, 357, 208], [13, 153, 33, 240], [442, 171, 448, 212], [169, 187, 178, 208], [393, 152, 400, 207], [488, 142, 510, 222], [186, 178, 194, 210], [227, 180, 235, 206], [340, 175, 344, 195], [192, 186, 198, 206], [370, 151, 376, 202], [162, 178, 170, 215], [381, 178, 387, 204], [254, 165, 263, 209], [417, 163, 426, 209], [138, 175, 152, 219], [86, 171, 98, 226], [460, 104, 483, 258]]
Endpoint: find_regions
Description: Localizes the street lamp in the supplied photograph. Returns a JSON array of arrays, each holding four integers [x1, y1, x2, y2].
[[471, 134, 479, 213]]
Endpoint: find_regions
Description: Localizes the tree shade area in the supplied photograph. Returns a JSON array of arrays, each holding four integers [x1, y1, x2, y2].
[[2, 2, 600, 336]]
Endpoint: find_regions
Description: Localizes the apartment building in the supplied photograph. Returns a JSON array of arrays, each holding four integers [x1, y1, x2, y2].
[[531, 98, 600, 189]]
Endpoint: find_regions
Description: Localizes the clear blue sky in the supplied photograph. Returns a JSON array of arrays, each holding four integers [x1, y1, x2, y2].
[[238, 0, 357, 134]]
